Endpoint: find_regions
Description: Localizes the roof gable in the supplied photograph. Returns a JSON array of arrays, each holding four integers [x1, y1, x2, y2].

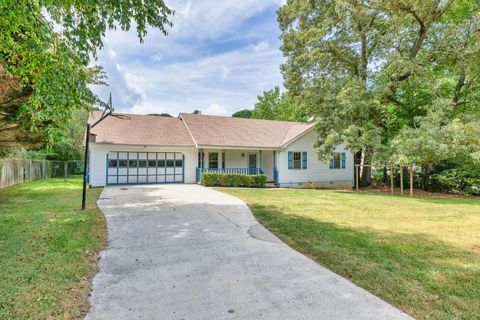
[[179, 113, 315, 148]]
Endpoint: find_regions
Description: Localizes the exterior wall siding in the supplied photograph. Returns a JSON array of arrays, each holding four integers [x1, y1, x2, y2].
[[89, 143, 197, 187], [89, 131, 352, 188], [278, 130, 354, 188]]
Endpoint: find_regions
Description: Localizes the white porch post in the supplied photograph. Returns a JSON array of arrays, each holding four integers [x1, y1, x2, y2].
[[219, 151, 223, 169], [259, 150, 262, 172]]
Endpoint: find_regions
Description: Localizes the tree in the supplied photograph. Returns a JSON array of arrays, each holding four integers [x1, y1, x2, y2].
[[278, 0, 480, 186], [149, 113, 173, 117], [0, 0, 172, 152], [252, 86, 303, 121], [232, 109, 252, 118]]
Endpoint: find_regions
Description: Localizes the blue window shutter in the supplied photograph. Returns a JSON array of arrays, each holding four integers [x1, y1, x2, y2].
[[341, 152, 346, 169], [302, 152, 307, 169], [288, 152, 293, 169]]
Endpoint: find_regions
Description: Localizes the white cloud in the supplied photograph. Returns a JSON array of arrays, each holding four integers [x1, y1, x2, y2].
[[250, 41, 270, 52], [204, 104, 229, 116], [221, 66, 231, 81], [91, 0, 286, 116]]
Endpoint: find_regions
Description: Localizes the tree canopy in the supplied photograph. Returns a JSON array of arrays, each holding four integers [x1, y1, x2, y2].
[[0, 0, 172, 154], [232, 109, 253, 118], [278, 0, 480, 182], [251, 86, 304, 121]]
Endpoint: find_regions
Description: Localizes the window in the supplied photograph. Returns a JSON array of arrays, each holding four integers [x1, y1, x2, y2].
[[329, 152, 346, 169], [288, 151, 307, 170], [293, 152, 302, 169], [118, 160, 127, 167], [148, 160, 156, 167], [128, 160, 138, 167], [175, 160, 183, 167], [166, 160, 174, 167], [222, 152, 225, 169], [138, 160, 147, 167], [209, 152, 218, 169], [158, 160, 165, 167], [108, 159, 117, 167]]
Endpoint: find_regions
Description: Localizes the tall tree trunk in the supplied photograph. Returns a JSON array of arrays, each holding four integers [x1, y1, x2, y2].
[[360, 148, 372, 187], [422, 164, 430, 190]]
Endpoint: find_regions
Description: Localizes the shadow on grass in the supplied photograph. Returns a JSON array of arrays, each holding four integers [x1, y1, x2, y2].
[[331, 190, 480, 206], [249, 203, 480, 320]]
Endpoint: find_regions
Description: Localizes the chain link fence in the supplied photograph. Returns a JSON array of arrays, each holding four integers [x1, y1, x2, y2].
[[0, 159, 83, 189]]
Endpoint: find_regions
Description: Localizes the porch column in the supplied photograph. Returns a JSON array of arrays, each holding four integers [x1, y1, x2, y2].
[[259, 150, 262, 172], [200, 148, 204, 169], [219, 151, 223, 169]]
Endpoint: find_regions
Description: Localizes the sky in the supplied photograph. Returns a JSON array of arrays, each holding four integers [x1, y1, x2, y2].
[[91, 0, 286, 116]]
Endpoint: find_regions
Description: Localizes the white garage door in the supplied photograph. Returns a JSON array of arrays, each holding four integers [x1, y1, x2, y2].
[[106, 152, 184, 185]]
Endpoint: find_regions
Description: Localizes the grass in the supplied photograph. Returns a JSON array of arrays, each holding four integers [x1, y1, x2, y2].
[[0, 177, 106, 319], [218, 188, 480, 320]]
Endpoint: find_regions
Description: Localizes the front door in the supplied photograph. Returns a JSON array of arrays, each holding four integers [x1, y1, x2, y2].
[[248, 153, 257, 174]]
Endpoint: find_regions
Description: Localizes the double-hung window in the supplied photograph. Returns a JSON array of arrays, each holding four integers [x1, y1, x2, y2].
[[288, 151, 307, 170], [329, 152, 346, 169], [293, 152, 302, 169], [209, 153, 218, 169]]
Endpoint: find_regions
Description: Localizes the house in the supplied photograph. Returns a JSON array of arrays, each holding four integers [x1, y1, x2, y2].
[[87, 112, 354, 188]]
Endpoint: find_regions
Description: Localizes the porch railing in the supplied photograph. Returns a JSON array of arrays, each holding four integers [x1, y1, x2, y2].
[[196, 167, 264, 182]]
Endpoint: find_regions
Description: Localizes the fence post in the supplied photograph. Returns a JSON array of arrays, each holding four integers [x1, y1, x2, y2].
[[42, 160, 46, 179], [64, 161, 68, 181]]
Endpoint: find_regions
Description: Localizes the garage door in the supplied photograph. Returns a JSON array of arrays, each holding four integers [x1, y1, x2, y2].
[[106, 152, 184, 185]]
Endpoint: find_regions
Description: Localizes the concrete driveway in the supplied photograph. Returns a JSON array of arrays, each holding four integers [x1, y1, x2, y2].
[[87, 184, 412, 320]]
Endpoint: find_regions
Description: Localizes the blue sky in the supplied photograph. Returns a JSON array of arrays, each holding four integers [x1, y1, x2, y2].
[[91, 0, 285, 116]]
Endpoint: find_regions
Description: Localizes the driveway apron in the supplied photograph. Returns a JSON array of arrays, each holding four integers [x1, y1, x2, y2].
[[86, 184, 412, 320]]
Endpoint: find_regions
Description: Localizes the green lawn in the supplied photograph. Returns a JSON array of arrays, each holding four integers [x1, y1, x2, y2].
[[0, 177, 106, 319], [219, 188, 480, 320]]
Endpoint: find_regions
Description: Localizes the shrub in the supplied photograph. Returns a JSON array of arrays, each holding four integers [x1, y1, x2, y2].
[[201, 173, 218, 186], [433, 163, 480, 196], [252, 174, 267, 188], [200, 173, 266, 188]]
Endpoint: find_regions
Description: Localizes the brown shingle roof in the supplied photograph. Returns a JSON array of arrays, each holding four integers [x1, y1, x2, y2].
[[179, 113, 315, 148], [88, 112, 195, 146], [87, 111, 315, 148]]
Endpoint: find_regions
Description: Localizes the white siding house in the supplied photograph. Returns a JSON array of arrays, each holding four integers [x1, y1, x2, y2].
[[87, 112, 354, 188]]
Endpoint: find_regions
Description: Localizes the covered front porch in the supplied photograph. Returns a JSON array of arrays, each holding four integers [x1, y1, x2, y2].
[[195, 148, 279, 183]]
